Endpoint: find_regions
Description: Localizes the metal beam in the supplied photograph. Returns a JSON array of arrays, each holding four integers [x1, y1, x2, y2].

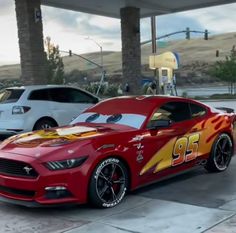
[[42, 0, 236, 18], [41, 0, 121, 18], [125, 0, 171, 13], [173, 0, 236, 13]]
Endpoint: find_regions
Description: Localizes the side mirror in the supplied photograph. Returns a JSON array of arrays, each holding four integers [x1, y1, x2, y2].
[[148, 119, 171, 130]]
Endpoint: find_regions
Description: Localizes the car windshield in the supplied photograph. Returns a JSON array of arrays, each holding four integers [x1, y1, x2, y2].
[[70, 112, 146, 129], [0, 88, 25, 103]]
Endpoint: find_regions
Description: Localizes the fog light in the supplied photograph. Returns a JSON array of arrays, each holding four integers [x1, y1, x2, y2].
[[45, 186, 72, 199], [45, 186, 67, 191]]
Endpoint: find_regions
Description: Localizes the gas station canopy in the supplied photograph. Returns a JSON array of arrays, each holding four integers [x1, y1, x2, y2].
[[42, 0, 236, 18]]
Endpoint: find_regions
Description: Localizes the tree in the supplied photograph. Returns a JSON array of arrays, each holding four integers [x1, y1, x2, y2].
[[45, 37, 65, 84], [210, 46, 236, 94], [65, 69, 88, 83]]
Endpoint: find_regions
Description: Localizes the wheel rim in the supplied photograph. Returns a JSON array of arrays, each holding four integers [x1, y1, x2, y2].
[[95, 162, 126, 204], [214, 136, 232, 170], [41, 123, 52, 129]]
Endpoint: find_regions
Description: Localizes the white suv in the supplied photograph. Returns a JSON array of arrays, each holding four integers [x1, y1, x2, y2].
[[0, 85, 99, 136]]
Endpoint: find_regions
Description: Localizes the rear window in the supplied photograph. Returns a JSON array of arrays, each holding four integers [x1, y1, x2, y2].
[[0, 88, 25, 103], [189, 103, 207, 118]]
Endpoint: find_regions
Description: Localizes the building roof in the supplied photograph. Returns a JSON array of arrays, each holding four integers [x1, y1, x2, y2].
[[41, 0, 236, 18]]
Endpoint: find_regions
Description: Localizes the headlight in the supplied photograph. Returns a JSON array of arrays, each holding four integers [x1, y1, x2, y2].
[[44, 157, 88, 171]]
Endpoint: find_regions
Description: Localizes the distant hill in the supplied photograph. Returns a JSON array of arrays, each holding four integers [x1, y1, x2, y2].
[[1, 32, 236, 85]]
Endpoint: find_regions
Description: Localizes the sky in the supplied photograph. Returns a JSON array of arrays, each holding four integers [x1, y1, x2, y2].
[[1, 1, 236, 65]]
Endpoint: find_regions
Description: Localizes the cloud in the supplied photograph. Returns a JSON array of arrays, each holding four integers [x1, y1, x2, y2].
[[42, 6, 81, 28], [42, 6, 121, 39], [40, 1, 236, 51], [42, 6, 122, 54], [181, 3, 236, 33], [0, 0, 19, 65], [42, 5, 204, 54], [0, 0, 13, 15], [89, 15, 120, 30], [2, 1, 236, 65], [141, 13, 204, 42]]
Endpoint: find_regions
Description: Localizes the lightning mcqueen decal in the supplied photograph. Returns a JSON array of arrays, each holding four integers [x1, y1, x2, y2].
[[0, 96, 234, 208]]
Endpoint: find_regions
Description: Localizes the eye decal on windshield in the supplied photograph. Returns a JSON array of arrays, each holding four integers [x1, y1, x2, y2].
[[106, 114, 122, 123], [86, 113, 100, 122], [71, 112, 146, 129]]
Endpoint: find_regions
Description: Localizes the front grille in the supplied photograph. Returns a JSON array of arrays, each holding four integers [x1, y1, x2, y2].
[[0, 185, 35, 198], [0, 158, 38, 178]]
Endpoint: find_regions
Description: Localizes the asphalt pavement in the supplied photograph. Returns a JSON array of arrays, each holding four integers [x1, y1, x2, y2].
[[1, 159, 236, 233], [202, 100, 236, 112]]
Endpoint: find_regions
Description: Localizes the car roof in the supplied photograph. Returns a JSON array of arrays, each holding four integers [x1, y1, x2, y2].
[[101, 95, 195, 103], [4, 85, 100, 100], [6, 85, 81, 91], [87, 95, 206, 116]]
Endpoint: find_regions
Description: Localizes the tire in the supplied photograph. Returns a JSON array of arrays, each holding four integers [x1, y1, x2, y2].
[[205, 133, 233, 172], [33, 118, 57, 130], [89, 157, 128, 208]]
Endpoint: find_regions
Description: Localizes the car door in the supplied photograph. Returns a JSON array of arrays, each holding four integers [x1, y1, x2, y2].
[[138, 101, 201, 184], [49, 87, 98, 126], [188, 102, 209, 159]]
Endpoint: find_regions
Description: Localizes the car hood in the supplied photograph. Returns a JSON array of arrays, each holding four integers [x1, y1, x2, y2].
[[0, 124, 134, 158]]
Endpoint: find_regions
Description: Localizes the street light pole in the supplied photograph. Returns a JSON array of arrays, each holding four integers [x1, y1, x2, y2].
[[86, 37, 103, 69], [151, 16, 159, 94], [85, 37, 104, 95]]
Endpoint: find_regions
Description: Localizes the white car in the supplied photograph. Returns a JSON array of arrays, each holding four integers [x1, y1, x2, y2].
[[0, 85, 99, 136]]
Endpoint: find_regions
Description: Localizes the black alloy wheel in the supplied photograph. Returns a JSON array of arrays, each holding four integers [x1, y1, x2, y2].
[[205, 133, 233, 172], [33, 119, 57, 130], [89, 157, 128, 208]]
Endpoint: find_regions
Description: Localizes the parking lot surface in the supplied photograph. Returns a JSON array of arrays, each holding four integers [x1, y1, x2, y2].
[[0, 158, 236, 233], [202, 100, 236, 112], [0, 99, 235, 233]]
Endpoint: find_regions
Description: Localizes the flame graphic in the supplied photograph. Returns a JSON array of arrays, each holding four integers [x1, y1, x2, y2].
[[140, 138, 176, 175], [140, 115, 231, 175], [3, 127, 99, 148]]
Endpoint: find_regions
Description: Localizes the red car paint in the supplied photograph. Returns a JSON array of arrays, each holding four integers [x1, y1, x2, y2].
[[0, 96, 235, 206]]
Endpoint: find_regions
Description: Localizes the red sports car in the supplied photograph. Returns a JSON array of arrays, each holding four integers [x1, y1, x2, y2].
[[0, 96, 235, 208]]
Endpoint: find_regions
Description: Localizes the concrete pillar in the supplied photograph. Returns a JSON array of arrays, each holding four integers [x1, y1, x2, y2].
[[120, 7, 141, 95], [15, 0, 47, 85]]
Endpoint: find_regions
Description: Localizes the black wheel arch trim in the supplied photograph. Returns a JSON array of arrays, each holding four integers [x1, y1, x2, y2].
[[33, 116, 58, 130]]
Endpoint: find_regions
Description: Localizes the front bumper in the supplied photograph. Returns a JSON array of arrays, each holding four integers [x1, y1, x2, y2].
[[0, 153, 89, 206], [0, 195, 79, 208], [0, 195, 44, 207]]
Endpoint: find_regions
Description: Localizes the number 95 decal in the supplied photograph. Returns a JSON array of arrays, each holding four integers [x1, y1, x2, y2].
[[172, 134, 200, 166]]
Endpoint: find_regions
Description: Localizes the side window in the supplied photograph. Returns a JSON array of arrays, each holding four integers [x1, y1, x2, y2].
[[48, 88, 98, 103], [162, 102, 191, 122], [0, 89, 25, 103], [49, 88, 70, 103], [147, 101, 191, 128], [28, 89, 50, 101], [67, 88, 98, 104], [190, 103, 207, 118]]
